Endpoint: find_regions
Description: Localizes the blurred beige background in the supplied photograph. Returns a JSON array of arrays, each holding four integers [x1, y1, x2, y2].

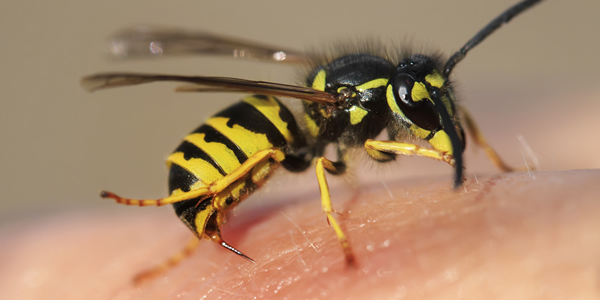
[[1, 0, 599, 220]]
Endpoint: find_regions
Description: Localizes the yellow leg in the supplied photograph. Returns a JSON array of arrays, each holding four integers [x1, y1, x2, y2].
[[133, 237, 200, 285], [459, 105, 521, 172], [315, 157, 355, 266], [364, 139, 455, 167], [101, 148, 286, 206]]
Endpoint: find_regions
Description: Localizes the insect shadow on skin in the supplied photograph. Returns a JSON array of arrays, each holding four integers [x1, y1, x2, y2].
[[82, 0, 542, 285]]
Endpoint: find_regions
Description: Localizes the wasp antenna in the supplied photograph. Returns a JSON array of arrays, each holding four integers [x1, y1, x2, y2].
[[444, 0, 543, 77]]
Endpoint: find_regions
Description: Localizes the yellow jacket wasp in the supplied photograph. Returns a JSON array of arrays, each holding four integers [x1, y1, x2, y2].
[[82, 0, 542, 283]]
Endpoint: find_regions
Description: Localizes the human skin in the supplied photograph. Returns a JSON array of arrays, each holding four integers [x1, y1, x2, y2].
[[1, 168, 599, 300]]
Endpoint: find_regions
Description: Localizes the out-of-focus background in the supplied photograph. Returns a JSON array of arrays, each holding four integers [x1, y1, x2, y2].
[[1, 0, 599, 221]]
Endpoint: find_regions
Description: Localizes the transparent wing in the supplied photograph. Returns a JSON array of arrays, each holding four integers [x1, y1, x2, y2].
[[81, 73, 337, 105], [108, 25, 312, 64]]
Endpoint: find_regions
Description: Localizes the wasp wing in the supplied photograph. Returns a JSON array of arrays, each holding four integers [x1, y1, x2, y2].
[[81, 73, 337, 105], [107, 25, 312, 64]]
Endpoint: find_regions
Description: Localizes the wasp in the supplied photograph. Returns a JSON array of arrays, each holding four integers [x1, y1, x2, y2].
[[82, 0, 542, 283]]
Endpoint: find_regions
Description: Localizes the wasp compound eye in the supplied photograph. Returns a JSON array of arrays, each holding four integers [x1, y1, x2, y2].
[[395, 74, 414, 106], [392, 74, 440, 131]]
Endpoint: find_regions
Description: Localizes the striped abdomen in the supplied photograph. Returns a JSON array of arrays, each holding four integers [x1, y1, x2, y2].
[[168, 95, 305, 237]]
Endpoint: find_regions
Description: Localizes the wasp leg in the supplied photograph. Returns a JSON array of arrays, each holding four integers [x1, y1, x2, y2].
[[314, 157, 355, 266], [132, 237, 200, 285], [364, 139, 456, 167], [459, 105, 523, 172], [101, 148, 286, 206]]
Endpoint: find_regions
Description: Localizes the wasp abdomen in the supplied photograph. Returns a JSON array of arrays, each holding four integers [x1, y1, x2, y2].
[[167, 95, 305, 237]]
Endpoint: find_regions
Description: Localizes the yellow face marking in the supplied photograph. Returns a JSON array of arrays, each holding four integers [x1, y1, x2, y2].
[[428, 130, 453, 155], [425, 71, 445, 88], [167, 152, 224, 185], [312, 69, 327, 91], [424, 71, 453, 114], [349, 106, 368, 125], [386, 85, 404, 117], [410, 124, 431, 140], [243, 96, 294, 143], [184, 133, 241, 174], [304, 114, 320, 137], [411, 82, 430, 102], [206, 117, 273, 157], [356, 78, 388, 92]]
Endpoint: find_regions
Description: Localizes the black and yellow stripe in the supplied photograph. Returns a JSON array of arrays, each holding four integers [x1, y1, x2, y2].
[[92, 0, 543, 281], [168, 95, 301, 190], [167, 95, 305, 239]]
